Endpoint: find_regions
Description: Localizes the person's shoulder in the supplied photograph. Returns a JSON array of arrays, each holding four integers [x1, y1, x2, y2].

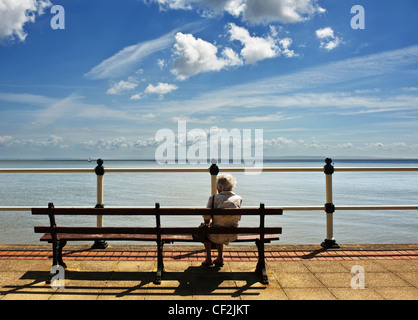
[[232, 193, 242, 200]]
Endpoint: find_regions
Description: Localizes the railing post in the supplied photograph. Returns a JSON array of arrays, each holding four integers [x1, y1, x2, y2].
[[209, 158, 219, 196], [155, 202, 164, 284], [92, 159, 108, 249], [321, 158, 339, 249]]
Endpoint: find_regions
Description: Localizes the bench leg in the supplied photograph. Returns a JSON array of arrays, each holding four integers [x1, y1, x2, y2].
[[46, 271, 55, 284], [46, 239, 67, 284], [46, 237, 58, 284], [154, 240, 164, 285], [255, 239, 269, 284], [57, 240, 67, 269]]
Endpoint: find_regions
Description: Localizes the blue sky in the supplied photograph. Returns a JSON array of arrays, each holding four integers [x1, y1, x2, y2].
[[0, 0, 417, 160]]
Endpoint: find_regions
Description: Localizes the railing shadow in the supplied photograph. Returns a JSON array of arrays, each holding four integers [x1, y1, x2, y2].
[[301, 248, 327, 259]]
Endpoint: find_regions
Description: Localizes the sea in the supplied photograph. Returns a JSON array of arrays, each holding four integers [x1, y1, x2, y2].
[[0, 158, 417, 245]]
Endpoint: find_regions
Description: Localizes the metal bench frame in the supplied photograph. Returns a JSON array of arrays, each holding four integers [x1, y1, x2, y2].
[[33, 203, 282, 284]]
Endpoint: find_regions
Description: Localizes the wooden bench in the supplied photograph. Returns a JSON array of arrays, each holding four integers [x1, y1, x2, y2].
[[33, 203, 282, 284]]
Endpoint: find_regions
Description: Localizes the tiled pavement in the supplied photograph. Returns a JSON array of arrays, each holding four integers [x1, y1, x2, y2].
[[0, 244, 417, 301]]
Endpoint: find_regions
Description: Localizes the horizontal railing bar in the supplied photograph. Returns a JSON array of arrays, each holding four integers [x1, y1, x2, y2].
[[221, 167, 323, 172], [335, 205, 418, 210], [0, 167, 320, 173], [0, 168, 94, 173], [2, 205, 418, 212], [31, 207, 282, 215], [1, 167, 418, 174], [105, 168, 209, 173], [335, 167, 418, 172], [281, 205, 418, 211]]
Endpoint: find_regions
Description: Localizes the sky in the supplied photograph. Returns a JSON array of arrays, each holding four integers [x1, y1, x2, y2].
[[0, 0, 418, 160]]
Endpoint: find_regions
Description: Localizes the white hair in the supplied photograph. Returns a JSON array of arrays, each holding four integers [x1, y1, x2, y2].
[[216, 173, 236, 191]]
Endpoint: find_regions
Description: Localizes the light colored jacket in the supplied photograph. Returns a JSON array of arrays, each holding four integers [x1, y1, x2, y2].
[[203, 191, 242, 245]]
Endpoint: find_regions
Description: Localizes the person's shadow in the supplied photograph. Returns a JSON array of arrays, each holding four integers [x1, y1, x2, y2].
[[173, 265, 265, 298]]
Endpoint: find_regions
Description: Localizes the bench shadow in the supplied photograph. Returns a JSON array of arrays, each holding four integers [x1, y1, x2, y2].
[[161, 265, 264, 297], [1, 266, 265, 298]]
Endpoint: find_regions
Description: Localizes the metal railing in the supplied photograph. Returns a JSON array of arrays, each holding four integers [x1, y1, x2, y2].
[[1, 158, 418, 248]]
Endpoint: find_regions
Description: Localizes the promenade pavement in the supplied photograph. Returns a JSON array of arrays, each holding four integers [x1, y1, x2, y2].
[[0, 244, 417, 301]]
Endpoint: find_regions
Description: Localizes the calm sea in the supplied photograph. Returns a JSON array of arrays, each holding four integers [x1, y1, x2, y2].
[[0, 159, 417, 245]]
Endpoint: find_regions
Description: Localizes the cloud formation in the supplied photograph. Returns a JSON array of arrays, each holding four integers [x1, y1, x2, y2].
[[85, 21, 204, 79], [243, 0, 325, 24], [146, 0, 325, 24], [315, 27, 342, 51], [228, 22, 279, 64], [171, 32, 242, 80], [171, 24, 297, 79], [107, 79, 138, 95], [0, 0, 52, 42], [143, 45, 418, 115], [85, 31, 175, 79], [145, 82, 179, 95]]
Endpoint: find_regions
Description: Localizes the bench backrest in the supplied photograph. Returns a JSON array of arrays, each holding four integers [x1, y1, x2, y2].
[[32, 203, 283, 216], [33, 202, 283, 236]]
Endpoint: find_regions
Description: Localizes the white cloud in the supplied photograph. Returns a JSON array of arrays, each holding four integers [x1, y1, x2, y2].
[[243, 0, 325, 24], [80, 136, 160, 151], [0, 0, 52, 42], [223, 0, 246, 16], [228, 23, 279, 64], [233, 112, 289, 122], [0, 92, 135, 126], [279, 38, 297, 58], [142, 113, 157, 120], [85, 32, 174, 79], [84, 22, 203, 79], [130, 93, 143, 100], [144, 45, 418, 115], [171, 115, 218, 124], [264, 136, 295, 149], [315, 27, 334, 39], [145, 0, 324, 24], [171, 32, 242, 80], [157, 59, 166, 70], [402, 87, 418, 92], [315, 27, 342, 51], [0, 92, 56, 106], [221, 47, 244, 67], [145, 82, 178, 95], [148, 0, 245, 15], [262, 137, 418, 156], [96, 137, 131, 150], [0, 135, 69, 149], [151, 0, 193, 10], [107, 79, 138, 95], [228, 23, 297, 63], [0, 136, 13, 146]]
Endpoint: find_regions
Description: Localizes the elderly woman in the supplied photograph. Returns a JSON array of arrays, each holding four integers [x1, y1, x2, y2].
[[202, 173, 242, 267]]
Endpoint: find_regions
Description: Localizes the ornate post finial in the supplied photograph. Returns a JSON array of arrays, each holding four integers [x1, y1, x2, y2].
[[324, 158, 334, 174], [95, 158, 105, 176]]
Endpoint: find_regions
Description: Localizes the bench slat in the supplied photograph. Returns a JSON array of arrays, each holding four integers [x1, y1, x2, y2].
[[39, 233, 280, 243], [32, 207, 283, 216], [35, 226, 282, 235]]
